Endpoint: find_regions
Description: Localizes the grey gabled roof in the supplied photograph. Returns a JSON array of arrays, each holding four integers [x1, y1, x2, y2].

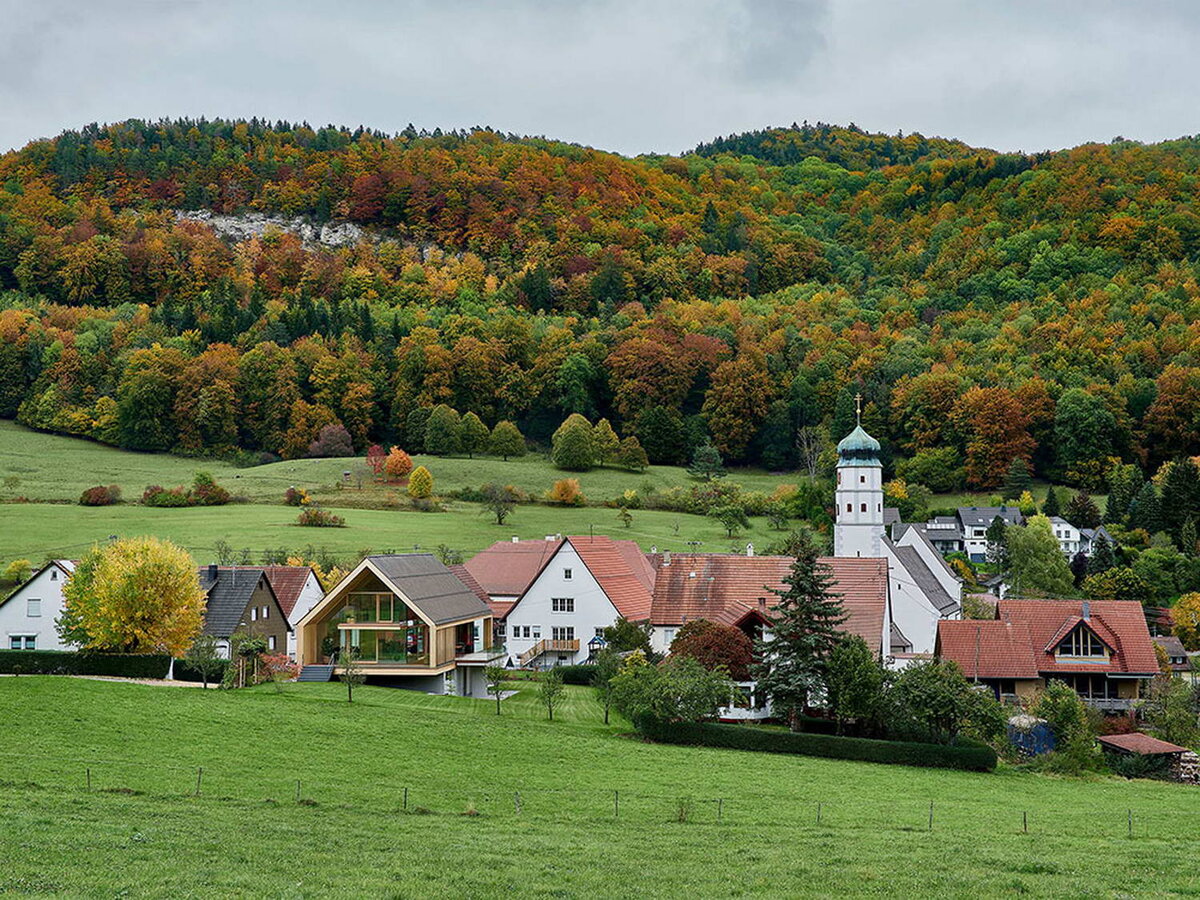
[[958, 506, 1022, 529], [883, 507, 901, 527], [889, 543, 960, 616], [200, 567, 276, 639], [368, 554, 490, 625]]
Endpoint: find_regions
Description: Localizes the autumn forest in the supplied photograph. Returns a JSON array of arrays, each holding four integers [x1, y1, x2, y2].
[[2, 118, 1199, 491]]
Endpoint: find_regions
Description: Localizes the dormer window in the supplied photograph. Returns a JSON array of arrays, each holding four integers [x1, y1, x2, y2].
[[1057, 626, 1106, 658]]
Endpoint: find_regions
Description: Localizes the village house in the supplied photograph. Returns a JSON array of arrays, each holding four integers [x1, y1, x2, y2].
[[935, 598, 1159, 709], [198, 566, 292, 659], [223, 564, 324, 658], [0, 560, 75, 652], [294, 554, 500, 697]]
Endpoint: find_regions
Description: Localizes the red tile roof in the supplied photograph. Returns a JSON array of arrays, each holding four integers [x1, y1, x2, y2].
[[936, 620, 1040, 680], [227, 565, 316, 617], [997, 599, 1159, 676], [1097, 732, 1189, 755], [648, 555, 889, 656], [568, 536, 655, 621], [462, 539, 563, 598]]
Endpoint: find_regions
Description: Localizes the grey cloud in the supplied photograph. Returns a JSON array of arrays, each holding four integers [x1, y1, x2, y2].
[[0, 0, 1198, 157]]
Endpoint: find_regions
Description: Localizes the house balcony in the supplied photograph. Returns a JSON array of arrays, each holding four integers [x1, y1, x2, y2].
[[1081, 697, 1136, 712], [518, 638, 580, 667]]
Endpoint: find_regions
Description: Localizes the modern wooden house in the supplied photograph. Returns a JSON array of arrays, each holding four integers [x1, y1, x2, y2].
[[294, 554, 500, 696]]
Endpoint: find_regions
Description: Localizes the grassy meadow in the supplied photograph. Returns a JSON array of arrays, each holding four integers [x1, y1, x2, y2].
[[0, 421, 790, 564], [1, 677, 1198, 898]]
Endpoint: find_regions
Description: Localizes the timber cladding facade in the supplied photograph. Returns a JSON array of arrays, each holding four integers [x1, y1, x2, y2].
[[295, 554, 497, 690]]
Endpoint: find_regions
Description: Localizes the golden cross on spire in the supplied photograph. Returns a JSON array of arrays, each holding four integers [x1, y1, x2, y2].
[[854, 391, 862, 424]]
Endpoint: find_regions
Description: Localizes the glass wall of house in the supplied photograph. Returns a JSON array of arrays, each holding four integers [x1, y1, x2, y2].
[[320, 576, 430, 665]]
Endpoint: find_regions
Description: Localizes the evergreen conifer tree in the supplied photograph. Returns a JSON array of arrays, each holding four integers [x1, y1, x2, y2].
[[1042, 485, 1061, 517], [688, 442, 726, 481], [1088, 534, 1116, 574], [1002, 458, 1033, 500], [1128, 481, 1162, 535], [751, 533, 846, 729]]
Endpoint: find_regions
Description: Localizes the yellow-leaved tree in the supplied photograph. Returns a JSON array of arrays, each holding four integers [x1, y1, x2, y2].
[[59, 537, 206, 655]]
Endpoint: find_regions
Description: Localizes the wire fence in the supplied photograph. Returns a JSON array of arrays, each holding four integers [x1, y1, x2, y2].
[[0, 750, 1184, 839]]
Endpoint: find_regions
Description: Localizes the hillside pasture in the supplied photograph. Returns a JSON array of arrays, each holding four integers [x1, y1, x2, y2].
[[0, 678, 1197, 898]]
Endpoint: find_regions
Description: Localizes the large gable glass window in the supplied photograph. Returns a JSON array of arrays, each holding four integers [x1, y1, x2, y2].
[[1057, 626, 1106, 657], [551, 598, 574, 613]]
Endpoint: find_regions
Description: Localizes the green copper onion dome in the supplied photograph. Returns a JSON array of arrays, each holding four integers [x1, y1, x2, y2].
[[837, 424, 881, 466]]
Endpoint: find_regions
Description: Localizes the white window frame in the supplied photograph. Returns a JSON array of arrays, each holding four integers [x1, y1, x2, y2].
[[9, 634, 35, 650], [531, 626, 541, 640], [552, 626, 575, 641], [26, 599, 40, 618], [262, 606, 269, 619], [268, 635, 277, 651], [250, 607, 258, 622], [551, 597, 575, 613], [563, 568, 573, 581]]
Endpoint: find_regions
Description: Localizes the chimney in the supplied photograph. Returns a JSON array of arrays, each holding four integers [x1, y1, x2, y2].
[[1082, 600, 1091, 620], [651, 546, 658, 555], [511, 536, 520, 543], [663, 550, 671, 566], [207, 563, 218, 582], [758, 597, 766, 609], [746, 542, 754, 557]]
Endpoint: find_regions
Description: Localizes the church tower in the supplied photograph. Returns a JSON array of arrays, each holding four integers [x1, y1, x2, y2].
[[833, 396, 884, 558]]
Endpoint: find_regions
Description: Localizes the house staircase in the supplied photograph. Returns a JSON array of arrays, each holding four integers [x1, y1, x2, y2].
[[518, 639, 580, 667], [297, 664, 336, 682]]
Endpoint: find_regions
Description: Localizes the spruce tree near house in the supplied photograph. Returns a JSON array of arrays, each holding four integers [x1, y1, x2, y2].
[[751, 532, 845, 730], [1128, 481, 1162, 534], [1042, 485, 1061, 517], [1088, 533, 1117, 574], [1064, 490, 1101, 529], [459, 412, 489, 458], [488, 420, 526, 460]]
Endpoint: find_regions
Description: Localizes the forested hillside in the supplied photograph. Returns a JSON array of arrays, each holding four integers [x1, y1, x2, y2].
[[2, 118, 1200, 490]]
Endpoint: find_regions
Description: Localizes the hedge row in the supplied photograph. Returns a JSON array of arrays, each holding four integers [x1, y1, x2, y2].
[[553, 664, 597, 685], [635, 717, 997, 772], [173, 659, 230, 684], [0, 650, 171, 678]]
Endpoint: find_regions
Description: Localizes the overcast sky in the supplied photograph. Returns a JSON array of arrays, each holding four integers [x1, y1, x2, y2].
[[1, 0, 1196, 157]]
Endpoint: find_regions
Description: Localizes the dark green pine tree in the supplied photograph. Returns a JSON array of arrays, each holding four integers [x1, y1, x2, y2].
[[1104, 466, 1142, 525], [1042, 485, 1061, 518], [751, 533, 846, 730], [1064, 490, 1101, 530], [1180, 518, 1198, 557], [1160, 459, 1200, 541], [1088, 534, 1116, 575], [1002, 458, 1033, 501], [687, 442, 726, 481], [1128, 481, 1162, 535]]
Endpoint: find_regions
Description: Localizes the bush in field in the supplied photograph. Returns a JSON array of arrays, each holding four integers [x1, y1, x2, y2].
[[284, 486, 310, 507], [142, 485, 192, 507], [545, 478, 586, 506], [2, 559, 32, 585], [189, 472, 231, 506], [307, 423, 355, 458], [365, 443, 387, 478], [297, 507, 346, 527], [408, 466, 434, 499], [79, 484, 121, 506], [384, 446, 414, 481]]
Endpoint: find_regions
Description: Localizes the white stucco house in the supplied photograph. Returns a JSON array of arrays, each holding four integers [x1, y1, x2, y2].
[[491, 536, 654, 668], [0, 560, 75, 652]]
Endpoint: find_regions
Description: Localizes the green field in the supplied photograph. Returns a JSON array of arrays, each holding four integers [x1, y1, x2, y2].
[[0, 678, 1197, 898], [0, 499, 785, 565], [0, 420, 788, 504]]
